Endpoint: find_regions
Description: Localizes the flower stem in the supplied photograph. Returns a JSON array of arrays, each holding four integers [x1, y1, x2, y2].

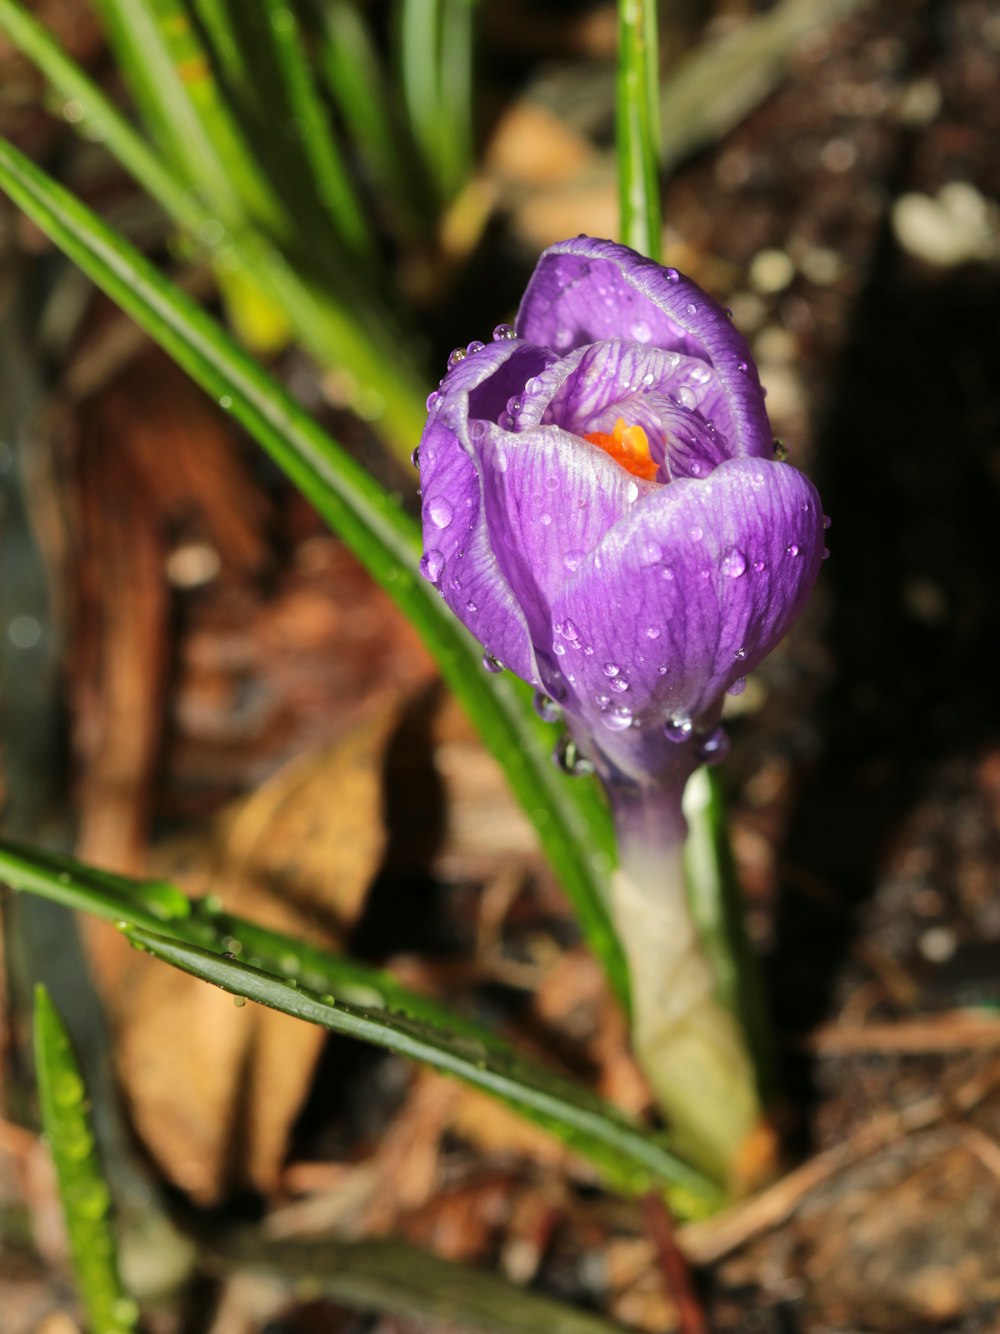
[[606, 767, 774, 1195]]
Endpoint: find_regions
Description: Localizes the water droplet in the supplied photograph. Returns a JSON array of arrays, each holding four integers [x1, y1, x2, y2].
[[822, 514, 832, 529], [506, 395, 523, 417], [419, 549, 445, 583], [656, 664, 668, 675], [734, 646, 747, 660], [602, 707, 633, 732], [233, 995, 246, 1008], [822, 546, 831, 560], [425, 390, 440, 411], [722, 549, 747, 578], [470, 419, 487, 441], [562, 620, 582, 643], [410, 445, 421, 468], [727, 676, 747, 696], [482, 652, 504, 673], [449, 574, 462, 591], [533, 692, 561, 722], [524, 376, 541, 395], [689, 525, 704, 542], [465, 599, 478, 613], [772, 438, 788, 461], [53, 1072, 85, 1109], [698, 725, 730, 765], [219, 394, 232, 411], [642, 540, 663, 565], [641, 371, 655, 386], [563, 550, 584, 572], [625, 480, 639, 502], [554, 327, 573, 349], [631, 321, 652, 342], [493, 323, 517, 340], [603, 663, 620, 677], [540, 513, 552, 526], [664, 716, 693, 743], [662, 566, 675, 580], [665, 268, 679, 282], [428, 497, 454, 528], [736, 359, 748, 373], [553, 642, 566, 656], [678, 386, 697, 409], [466, 339, 485, 355], [786, 543, 800, 557], [447, 346, 467, 369], [553, 735, 595, 775], [753, 559, 767, 573], [609, 677, 629, 693], [685, 303, 699, 316], [646, 626, 660, 639]]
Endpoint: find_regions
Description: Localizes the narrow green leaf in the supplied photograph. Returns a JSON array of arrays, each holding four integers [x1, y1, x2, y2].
[[313, 0, 426, 234], [617, 0, 662, 260], [0, 837, 509, 1042], [0, 0, 427, 448], [258, 0, 372, 256], [33, 986, 139, 1334], [219, 1234, 632, 1334], [126, 927, 721, 1214], [0, 135, 627, 1005]]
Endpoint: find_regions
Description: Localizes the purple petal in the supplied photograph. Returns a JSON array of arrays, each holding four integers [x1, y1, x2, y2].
[[418, 416, 539, 683], [433, 338, 557, 438], [515, 237, 771, 460], [518, 339, 732, 481], [471, 424, 643, 665], [548, 457, 824, 744]]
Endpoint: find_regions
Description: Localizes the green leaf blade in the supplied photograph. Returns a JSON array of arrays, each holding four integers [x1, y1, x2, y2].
[[33, 986, 139, 1334], [617, 0, 662, 260]]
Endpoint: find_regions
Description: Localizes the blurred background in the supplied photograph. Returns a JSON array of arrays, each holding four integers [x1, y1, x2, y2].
[[2, 0, 1000, 1330]]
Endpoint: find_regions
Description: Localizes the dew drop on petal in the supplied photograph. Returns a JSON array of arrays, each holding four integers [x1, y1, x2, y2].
[[727, 676, 747, 696], [540, 513, 553, 526], [753, 560, 767, 573], [425, 390, 439, 411], [603, 663, 620, 677], [823, 514, 832, 529], [466, 600, 478, 613], [553, 735, 595, 776], [822, 546, 831, 560], [678, 386, 697, 410], [734, 646, 747, 660], [664, 716, 693, 743], [482, 652, 504, 673], [689, 525, 704, 542], [722, 549, 747, 578], [470, 420, 487, 440], [698, 725, 730, 765], [419, 549, 445, 582], [772, 438, 789, 460], [642, 540, 663, 565], [626, 480, 639, 502], [609, 678, 629, 693], [657, 664, 668, 675], [665, 268, 679, 282], [786, 543, 800, 557], [410, 445, 421, 468], [631, 321, 651, 343], [506, 396, 523, 417], [466, 340, 485, 355], [553, 642, 566, 656], [662, 566, 675, 580], [554, 327, 573, 350], [646, 626, 660, 639], [447, 347, 467, 369], [602, 707, 633, 732], [429, 498, 454, 528], [493, 323, 517, 340], [685, 303, 698, 315], [563, 550, 584, 572], [533, 691, 561, 722]]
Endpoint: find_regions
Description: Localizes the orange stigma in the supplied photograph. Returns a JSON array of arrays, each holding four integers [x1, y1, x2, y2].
[[583, 417, 657, 481]]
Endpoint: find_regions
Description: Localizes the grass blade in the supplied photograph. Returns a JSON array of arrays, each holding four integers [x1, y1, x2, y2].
[[617, 0, 662, 260], [259, 0, 373, 256], [127, 927, 720, 1213], [33, 986, 139, 1334], [0, 135, 627, 1005]]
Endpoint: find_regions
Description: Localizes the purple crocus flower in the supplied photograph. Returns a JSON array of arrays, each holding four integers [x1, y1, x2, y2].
[[416, 236, 825, 1187]]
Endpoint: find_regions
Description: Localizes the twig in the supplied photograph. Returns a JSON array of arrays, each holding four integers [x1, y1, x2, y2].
[[678, 1056, 1000, 1265], [643, 1193, 710, 1334], [804, 1011, 1000, 1055]]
